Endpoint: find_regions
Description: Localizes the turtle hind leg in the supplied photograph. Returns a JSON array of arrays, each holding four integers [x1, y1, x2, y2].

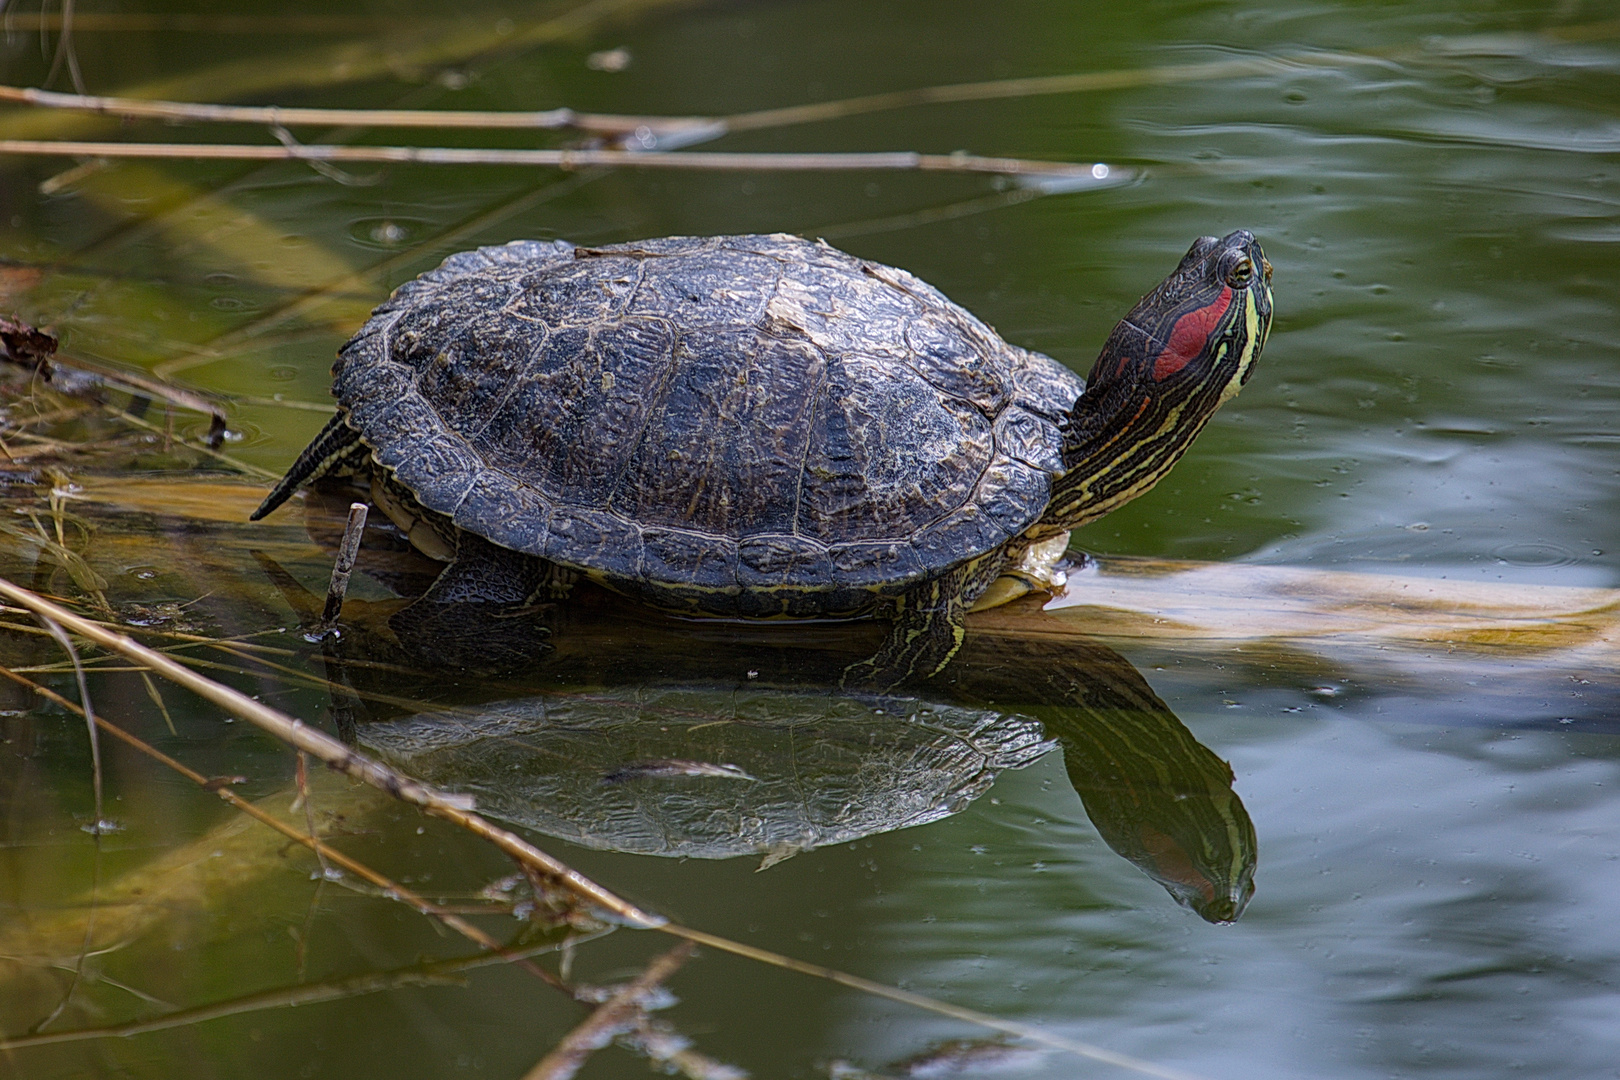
[[250, 413, 366, 521], [840, 560, 991, 692]]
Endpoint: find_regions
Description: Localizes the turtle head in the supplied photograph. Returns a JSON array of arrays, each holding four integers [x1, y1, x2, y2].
[[1046, 230, 1273, 530], [1104, 229, 1272, 396]]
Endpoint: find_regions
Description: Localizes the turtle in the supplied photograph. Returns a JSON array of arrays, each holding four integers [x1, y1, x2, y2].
[[252, 230, 1273, 688]]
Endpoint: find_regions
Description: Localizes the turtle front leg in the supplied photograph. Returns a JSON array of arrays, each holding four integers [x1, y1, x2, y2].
[[840, 558, 995, 691]]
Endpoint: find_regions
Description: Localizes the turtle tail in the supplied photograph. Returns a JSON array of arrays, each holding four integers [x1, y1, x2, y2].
[[250, 413, 365, 521]]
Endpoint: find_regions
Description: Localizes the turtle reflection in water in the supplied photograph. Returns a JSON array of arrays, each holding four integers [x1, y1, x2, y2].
[[253, 231, 1272, 689], [349, 621, 1256, 924]]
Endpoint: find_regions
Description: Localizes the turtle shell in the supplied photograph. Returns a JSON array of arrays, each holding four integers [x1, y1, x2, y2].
[[334, 234, 1083, 617]]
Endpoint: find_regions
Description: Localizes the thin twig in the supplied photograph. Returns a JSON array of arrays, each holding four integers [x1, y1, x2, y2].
[[197, 646, 487, 717], [0, 139, 1118, 183], [101, 404, 277, 479], [721, 55, 1328, 134], [522, 944, 695, 1080], [47, 349, 228, 428], [0, 610, 297, 656], [716, 24, 1615, 133], [6, 646, 423, 711], [293, 750, 330, 880], [231, 394, 352, 412], [137, 671, 176, 736], [814, 186, 1043, 242], [155, 168, 608, 378], [0, 84, 715, 141]]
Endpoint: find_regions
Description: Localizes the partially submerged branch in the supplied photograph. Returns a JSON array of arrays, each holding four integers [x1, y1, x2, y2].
[[318, 502, 368, 631]]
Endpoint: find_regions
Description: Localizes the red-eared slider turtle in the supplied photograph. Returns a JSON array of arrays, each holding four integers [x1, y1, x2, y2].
[[253, 231, 1272, 687]]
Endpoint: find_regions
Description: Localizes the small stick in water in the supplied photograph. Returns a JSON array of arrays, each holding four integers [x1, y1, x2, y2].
[[318, 502, 368, 631]]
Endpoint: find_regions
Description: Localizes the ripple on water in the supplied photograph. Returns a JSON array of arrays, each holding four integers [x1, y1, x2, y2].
[[1492, 540, 1579, 568], [349, 217, 429, 249]]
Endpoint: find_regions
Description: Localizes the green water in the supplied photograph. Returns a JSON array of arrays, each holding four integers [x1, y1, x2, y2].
[[2, 2, 1619, 1078]]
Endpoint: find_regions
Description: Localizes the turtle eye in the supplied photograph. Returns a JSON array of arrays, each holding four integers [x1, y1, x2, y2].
[[1225, 257, 1254, 288]]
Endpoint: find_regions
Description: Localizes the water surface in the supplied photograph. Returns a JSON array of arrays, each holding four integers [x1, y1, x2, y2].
[[2, 2, 1618, 1078]]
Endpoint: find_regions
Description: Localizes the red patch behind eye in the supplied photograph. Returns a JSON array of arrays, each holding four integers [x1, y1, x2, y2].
[[1151, 286, 1232, 382]]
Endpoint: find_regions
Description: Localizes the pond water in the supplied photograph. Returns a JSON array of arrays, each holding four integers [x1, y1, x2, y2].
[[2, 2, 1618, 1078]]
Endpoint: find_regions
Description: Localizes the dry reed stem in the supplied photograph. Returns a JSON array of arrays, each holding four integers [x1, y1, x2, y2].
[[0, 138, 1110, 181], [0, 0, 702, 143], [0, 85, 712, 141], [0, 573, 665, 929], [521, 943, 695, 1080]]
